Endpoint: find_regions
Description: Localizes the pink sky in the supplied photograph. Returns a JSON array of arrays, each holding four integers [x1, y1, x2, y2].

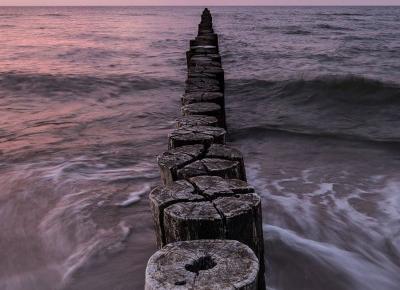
[[2, 0, 400, 5]]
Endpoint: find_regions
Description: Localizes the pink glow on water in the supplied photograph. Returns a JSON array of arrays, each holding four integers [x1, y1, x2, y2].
[[2, 0, 400, 6]]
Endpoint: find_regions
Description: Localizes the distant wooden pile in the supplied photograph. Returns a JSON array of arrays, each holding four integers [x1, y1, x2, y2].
[[145, 8, 266, 290]]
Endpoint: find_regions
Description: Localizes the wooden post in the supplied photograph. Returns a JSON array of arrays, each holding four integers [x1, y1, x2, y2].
[[168, 126, 226, 149], [181, 102, 225, 128], [182, 92, 224, 107], [145, 240, 259, 290], [176, 115, 218, 128], [185, 77, 222, 93], [157, 143, 246, 186]]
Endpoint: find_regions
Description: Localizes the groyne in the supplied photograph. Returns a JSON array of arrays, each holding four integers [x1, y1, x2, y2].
[[145, 9, 266, 289]]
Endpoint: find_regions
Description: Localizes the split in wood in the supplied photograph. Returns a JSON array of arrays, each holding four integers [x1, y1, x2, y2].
[[157, 143, 247, 185], [145, 239, 259, 290], [168, 125, 226, 149]]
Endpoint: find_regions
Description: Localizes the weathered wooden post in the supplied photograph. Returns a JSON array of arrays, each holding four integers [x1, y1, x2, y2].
[[149, 176, 265, 288], [146, 8, 266, 289], [176, 115, 218, 128], [168, 125, 226, 149], [145, 240, 259, 290], [157, 143, 247, 185]]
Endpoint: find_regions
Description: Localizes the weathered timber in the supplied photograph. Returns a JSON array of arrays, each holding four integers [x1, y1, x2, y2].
[[185, 77, 222, 93], [176, 115, 218, 128], [157, 143, 247, 185], [194, 33, 218, 42], [149, 180, 204, 247], [149, 175, 265, 288], [189, 46, 219, 55], [188, 66, 225, 89], [147, 8, 267, 290], [187, 53, 221, 64], [187, 71, 225, 90], [186, 52, 222, 70], [190, 34, 219, 48], [198, 26, 214, 34], [149, 176, 254, 248], [168, 126, 226, 149], [182, 91, 224, 106], [191, 175, 254, 196], [207, 143, 247, 180], [186, 76, 221, 88], [188, 56, 222, 69], [181, 102, 225, 128], [189, 63, 224, 75], [145, 240, 259, 290], [163, 192, 263, 262], [198, 28, 213, 34], [189, 53, 222, 64]]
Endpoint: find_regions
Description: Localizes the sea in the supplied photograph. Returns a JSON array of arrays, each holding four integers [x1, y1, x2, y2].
[[0, 6, 399, 290]]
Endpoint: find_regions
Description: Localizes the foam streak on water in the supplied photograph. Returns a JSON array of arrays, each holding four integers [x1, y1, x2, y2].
[[0, 6, 399, 290]]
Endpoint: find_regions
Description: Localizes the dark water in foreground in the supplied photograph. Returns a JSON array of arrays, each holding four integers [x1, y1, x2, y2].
[[0, 6, 399, 290]]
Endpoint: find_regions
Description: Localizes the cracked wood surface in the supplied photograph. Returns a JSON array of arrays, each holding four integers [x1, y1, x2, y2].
[[157, 144, 247, 185], [149, 176, 263, 272], [176, 115, 218, 128], [145, 240, 259, 290], [181, 102, 225, 128], [168, 126, 226, 149]]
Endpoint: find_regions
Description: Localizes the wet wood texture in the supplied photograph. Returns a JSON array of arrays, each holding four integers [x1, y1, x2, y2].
[[146, 8, 266, 289]]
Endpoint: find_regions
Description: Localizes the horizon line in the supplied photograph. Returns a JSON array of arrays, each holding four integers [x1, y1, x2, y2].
[[1, 5, 400, 7]]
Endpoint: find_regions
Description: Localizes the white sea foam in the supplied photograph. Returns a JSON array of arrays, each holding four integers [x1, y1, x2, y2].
[[115, 185, 150, 207], [264, 225, 400, 290]]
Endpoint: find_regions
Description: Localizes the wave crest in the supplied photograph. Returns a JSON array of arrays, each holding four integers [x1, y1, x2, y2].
[[228, 75, 400, 142]]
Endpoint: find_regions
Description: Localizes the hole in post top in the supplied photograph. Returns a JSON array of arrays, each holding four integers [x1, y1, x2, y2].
[[185, 255, 216, 274], [175, 280, 186, 286]]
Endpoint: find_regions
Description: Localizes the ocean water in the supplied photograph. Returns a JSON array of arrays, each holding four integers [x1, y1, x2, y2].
[[0, 6, 399, 290]]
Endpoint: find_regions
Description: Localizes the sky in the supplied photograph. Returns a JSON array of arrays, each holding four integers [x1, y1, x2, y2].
[[1, 0, 400, 5]]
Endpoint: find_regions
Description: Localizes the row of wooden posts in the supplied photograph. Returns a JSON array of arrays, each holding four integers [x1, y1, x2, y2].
[[145, 9, 266, 289]]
